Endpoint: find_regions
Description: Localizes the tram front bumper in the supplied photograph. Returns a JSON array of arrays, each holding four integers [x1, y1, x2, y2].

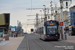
[[46, 36, 59, 40]]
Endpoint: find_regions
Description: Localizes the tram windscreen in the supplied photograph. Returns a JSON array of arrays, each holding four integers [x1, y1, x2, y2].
[[47, 26, 57, 34]]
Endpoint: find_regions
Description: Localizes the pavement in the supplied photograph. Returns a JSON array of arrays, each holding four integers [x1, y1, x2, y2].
[[66, 34, 75, 43], [0, 37, 24, 50]]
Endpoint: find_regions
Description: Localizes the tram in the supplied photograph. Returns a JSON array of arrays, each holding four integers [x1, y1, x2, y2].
[[38, 20, 60, 40]]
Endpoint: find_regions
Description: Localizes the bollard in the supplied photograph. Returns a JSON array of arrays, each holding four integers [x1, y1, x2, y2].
[[64, 32, 67, 40], [4, 34, 9, 41], [61, 34, 63, 40]]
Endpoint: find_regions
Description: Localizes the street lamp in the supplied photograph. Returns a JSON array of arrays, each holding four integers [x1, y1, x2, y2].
[[60, 0, 64, 40], [40, 10, 42, 22], [43, 5, 47, 21], [43, 5, 45, 6], [50, 0, 53, 20]]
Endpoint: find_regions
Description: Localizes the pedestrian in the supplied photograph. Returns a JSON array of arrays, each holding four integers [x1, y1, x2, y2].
[[13, 32, 16, 37], [15, 32, 16, 37], [16, 32, 18, 37], [11, 32, 13, 37], [64, 29, 67, 40], [64, 30, 66, 34], [12, 32, 14, 37]]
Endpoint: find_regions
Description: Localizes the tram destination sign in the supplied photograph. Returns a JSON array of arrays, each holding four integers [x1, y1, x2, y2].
[[47, 22, 56, 25]]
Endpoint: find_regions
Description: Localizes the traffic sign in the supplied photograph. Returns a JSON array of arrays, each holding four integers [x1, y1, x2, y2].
[[60, 22, 63, 26]]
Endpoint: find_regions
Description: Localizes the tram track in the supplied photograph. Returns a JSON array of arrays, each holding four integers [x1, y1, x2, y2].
[[29, 34, 63, 50], [27, 35, 30, 50], [32, 34, 75, 50], [27, 34, 75, 50], [32, 38, 46, 50], [28, 34, 46, 50]]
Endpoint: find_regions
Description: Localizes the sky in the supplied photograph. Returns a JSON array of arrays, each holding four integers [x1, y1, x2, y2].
[[0, 0, 75, 27]]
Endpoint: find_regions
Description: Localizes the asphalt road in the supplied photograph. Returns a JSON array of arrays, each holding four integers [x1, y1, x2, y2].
[[17, 34, 75, 50]]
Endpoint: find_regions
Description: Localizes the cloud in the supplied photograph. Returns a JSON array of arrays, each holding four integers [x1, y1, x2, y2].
[[0, 0, 60, 26], [69, 0, 75, 8]]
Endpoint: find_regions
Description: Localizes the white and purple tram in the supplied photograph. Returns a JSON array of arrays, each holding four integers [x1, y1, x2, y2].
[[38, 20, 60, 40]]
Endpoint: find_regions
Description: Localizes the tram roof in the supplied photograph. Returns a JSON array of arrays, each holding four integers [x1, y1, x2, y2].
[[44, 20, 59, 24]]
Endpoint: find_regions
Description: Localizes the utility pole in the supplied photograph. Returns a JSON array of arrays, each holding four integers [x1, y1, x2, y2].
[[55, 4, 57, 20], [43, 5, 47, 21], [47, 8, 50, 20], [40, 10, 42, 22], [50, 0, 53, 20], [60, 0, 64, 40], [59, 0, 72, 40], [36, 13, 39, 29]]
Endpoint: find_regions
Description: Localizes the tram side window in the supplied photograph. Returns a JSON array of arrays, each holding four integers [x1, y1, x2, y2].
[[39, 28, 41, 34], [40, 28, 42, 34], [38, 28, 40, 34], [44, 26, 46, 34], [39, 27, 44, 34], [41, 27, 43, 34]]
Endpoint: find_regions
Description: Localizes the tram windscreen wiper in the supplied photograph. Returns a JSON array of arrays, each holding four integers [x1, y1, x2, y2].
[[47, 26, 57, 34]]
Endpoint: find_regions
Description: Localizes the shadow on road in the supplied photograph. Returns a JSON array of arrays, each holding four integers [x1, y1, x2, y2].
[[42, 39, 62, 42]]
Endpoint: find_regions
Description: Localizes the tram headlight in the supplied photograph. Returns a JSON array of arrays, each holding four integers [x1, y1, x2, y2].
[[44, 35, 47, 38], [56, 34, 58, 36], [47, 35, 49, 36]]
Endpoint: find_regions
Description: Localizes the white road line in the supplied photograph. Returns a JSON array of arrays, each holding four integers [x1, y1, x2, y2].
[[0, 41, 10, 46]]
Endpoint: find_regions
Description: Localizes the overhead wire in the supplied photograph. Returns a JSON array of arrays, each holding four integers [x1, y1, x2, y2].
[[29, 0, 32, 14]]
